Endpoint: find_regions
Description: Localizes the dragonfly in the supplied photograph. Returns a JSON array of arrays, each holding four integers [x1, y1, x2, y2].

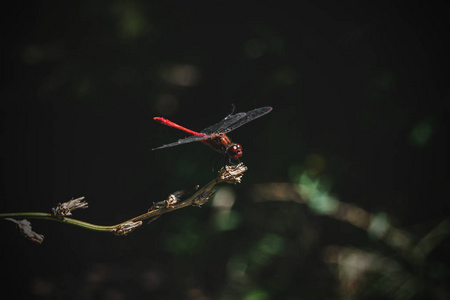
[[152, 106, 272, 160]]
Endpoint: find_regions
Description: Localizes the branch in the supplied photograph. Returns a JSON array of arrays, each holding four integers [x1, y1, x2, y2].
[[1, 163, 247, 243]]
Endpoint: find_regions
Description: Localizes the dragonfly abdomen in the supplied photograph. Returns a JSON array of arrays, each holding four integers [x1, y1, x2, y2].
[[153, 117, 204, 136]]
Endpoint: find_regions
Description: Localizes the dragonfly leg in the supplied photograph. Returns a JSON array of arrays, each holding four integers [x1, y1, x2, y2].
[[212, 155, 226, 172], [228, 156, 241, 165], [212, 154, 240, 172]]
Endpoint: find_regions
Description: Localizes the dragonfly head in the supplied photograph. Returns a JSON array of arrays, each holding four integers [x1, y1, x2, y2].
[[227, 143, 243, 159]]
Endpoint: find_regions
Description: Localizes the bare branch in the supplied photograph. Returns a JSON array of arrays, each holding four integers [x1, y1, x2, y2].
[[1, 163, 248, 243]]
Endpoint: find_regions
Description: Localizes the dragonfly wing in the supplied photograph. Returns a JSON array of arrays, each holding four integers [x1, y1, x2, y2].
[[200, 112, 246, 134], [220, 106, 272, 134], [152, 135, 209, 150]]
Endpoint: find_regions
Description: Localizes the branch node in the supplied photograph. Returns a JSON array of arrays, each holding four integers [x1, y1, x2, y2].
[[218, 163, 247, 184], [113, 220, 143, 236], [52, 196, 88, 219]]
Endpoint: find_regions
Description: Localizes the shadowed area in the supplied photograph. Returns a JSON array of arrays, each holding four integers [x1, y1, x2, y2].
[[1, 1, 449, 299]]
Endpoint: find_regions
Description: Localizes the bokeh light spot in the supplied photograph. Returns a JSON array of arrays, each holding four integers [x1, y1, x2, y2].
[[212, 187, 239, 231], [22, 43, 63, 65], [244, 39, 267, 59], [227, 255, 248, 281], [368, 213, 389, 239], [212, 187, 236, 209], [409, 118, 435, 147], [308, 192, 339, 214], [270, 65, 297, 86], [213, 210, 241, 231], [111, 1, 150, 40], [296, 172, 338, 214], [373, 71, 396, 91], [160, 64, 200, 86], [243, 289, 270, 300], [250, 234, 285, 265]]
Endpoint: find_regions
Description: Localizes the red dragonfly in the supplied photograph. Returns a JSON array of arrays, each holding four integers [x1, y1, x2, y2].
[[153, 106, 272, 159]]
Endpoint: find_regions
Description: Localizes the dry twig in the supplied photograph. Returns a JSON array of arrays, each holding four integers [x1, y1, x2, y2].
[[0, 163, 248, 242]]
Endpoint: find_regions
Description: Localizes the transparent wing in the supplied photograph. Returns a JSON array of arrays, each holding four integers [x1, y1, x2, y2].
[[220, 106, 272, 134], [201, 112, 246, 134], [152, 134, 209, 150]]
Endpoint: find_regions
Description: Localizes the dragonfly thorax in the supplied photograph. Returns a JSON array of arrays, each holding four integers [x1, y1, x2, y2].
[[226, 143, 243, 159]]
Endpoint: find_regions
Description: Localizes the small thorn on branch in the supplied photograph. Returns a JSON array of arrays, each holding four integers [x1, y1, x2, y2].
[[52, 196, 88, 219], [5, 218, 44, 244]]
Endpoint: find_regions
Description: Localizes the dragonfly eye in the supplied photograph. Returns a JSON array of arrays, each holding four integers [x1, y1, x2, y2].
[[228, 144, 243, 158]]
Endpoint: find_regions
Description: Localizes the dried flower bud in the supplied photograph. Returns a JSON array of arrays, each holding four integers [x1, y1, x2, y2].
[[52, 196, 88, 219], [113, 221, 143, 236], [192, 189, 216, 207], [6, 218, 44, 244], [218, 163, 247, 184]]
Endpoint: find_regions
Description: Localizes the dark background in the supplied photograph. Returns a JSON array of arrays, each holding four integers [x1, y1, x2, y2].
[[1, 1, 449, 299]]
